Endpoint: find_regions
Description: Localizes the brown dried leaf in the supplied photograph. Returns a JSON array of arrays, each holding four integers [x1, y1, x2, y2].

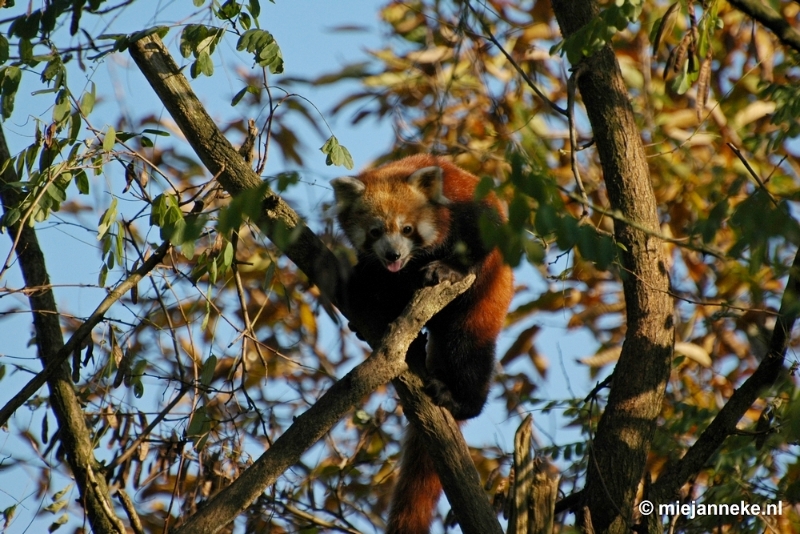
[[500, 324, 540, 365], [696, 49, 713, 122], [672, 32, 693, 74]]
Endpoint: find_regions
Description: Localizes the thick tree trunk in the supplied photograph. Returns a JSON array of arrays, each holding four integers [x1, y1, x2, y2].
[[550, 1, 675, 532]]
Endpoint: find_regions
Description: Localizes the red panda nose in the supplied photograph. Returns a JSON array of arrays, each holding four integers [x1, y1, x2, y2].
[[386, 251, 401, 262]]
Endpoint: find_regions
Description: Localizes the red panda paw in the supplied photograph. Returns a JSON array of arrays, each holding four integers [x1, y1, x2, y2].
[[424, 378, 486, 420], [421, 261, 465, 286], [424, 377, 456, 410]]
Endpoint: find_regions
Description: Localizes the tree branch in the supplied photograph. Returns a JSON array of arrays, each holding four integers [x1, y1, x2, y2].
[[728, 0, 800, 55], [174, 276, 475, 534], [0, 240, 170, 428], [550, 1, 675, 532], [0, 126, 124, 531], [129, 33, 502, 534], [647, 247, 800, 519]]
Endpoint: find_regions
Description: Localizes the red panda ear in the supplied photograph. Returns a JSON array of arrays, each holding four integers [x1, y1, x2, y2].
[[407, 166, 450, 204], [331, 177, 365, 207]]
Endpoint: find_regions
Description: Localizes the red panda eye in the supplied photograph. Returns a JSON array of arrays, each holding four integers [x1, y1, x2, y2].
[[402, 225, 413, 236], [369, 228, 382, 238]]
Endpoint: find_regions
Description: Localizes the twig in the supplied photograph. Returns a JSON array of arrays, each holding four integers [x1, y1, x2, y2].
[[116, 489, 145, 534], [649, 246, 800, 509], [567, 63, 590, 218], [0, 240, 171, 427], [281, 502, 361, 534], [727, 142, 779, 207], [727, 0, 800, 54], [466, 1, 567, 116], [106, 385, 189, 470]]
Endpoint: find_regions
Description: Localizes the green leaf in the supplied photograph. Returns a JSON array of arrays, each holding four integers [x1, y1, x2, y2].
[[75, 170, 89, 194], [52, 88, 70, 123], [79, 83, 96, 116], [3, 207, 20, 228], [10, 12, 41, 40], [231, 86, 248, 107], [68, 111, 82, 144], [200, 354, 217, 387], [555, 215, 579, 251], [320, 136, 354, 169], [45, 183, 66, 203], [237, 29, 284, 74], [40, 56, 64, 86], [209, 257, 218, 283], [23, 143, 39, 175], [201, 296, 211, 330], [0, 35, 9, 65], [195, 50, 214, 77], [52, 484, 73, 502], [248, 0, 261, 19], [524, 238, 545, 264], [218, 0, 241, 20], [97, 197, 118, 240], [98, 264, 108, 286], [222, 241, 234, 268], [507, 194, 530, 231], [142, 128, 170, 137], [275, 171, 299, 192], [48, 513, 69, 532], [239, 12, 252, 30], [187, 406, 209, 437], [534, 203, 558, 236], [1, 65, 22, 119], [103, 126, 116, 152]]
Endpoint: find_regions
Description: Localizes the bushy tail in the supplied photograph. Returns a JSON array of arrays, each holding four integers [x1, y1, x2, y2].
[[386, 424, 442, 534]]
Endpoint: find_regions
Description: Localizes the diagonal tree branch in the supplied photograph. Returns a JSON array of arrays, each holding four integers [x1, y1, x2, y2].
[[647, 247, 800, 523], [0, 126, 124, 532], [174, 276, 475, 534], [0, 240, 170, 428], [728, 0, 800, 55], [129, 33, 503, 534]]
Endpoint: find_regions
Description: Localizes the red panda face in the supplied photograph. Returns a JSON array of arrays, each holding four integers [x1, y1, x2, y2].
[[331, 166, 449, 273]]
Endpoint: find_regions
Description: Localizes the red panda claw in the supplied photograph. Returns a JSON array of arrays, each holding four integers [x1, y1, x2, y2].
[[421, 261, 465, 286]]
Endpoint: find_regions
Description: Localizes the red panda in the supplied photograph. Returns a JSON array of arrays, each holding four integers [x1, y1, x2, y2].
[[331, 154, 513, 534]]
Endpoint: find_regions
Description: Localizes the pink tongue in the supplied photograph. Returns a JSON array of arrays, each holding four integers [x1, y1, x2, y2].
[[386, 260, 403, 273]]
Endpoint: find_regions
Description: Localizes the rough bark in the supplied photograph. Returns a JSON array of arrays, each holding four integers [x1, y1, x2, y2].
[[0, 127, 124, 532], [550, 2, 675, 532], [129, 34, 502, 534]]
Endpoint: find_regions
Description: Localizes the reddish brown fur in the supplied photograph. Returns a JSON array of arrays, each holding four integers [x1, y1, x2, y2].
[[337, 155, 513, 534], [386, 426, 442, 534]]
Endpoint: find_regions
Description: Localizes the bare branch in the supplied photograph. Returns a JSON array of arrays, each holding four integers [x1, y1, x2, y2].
[[728, 0, 800, 54]]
